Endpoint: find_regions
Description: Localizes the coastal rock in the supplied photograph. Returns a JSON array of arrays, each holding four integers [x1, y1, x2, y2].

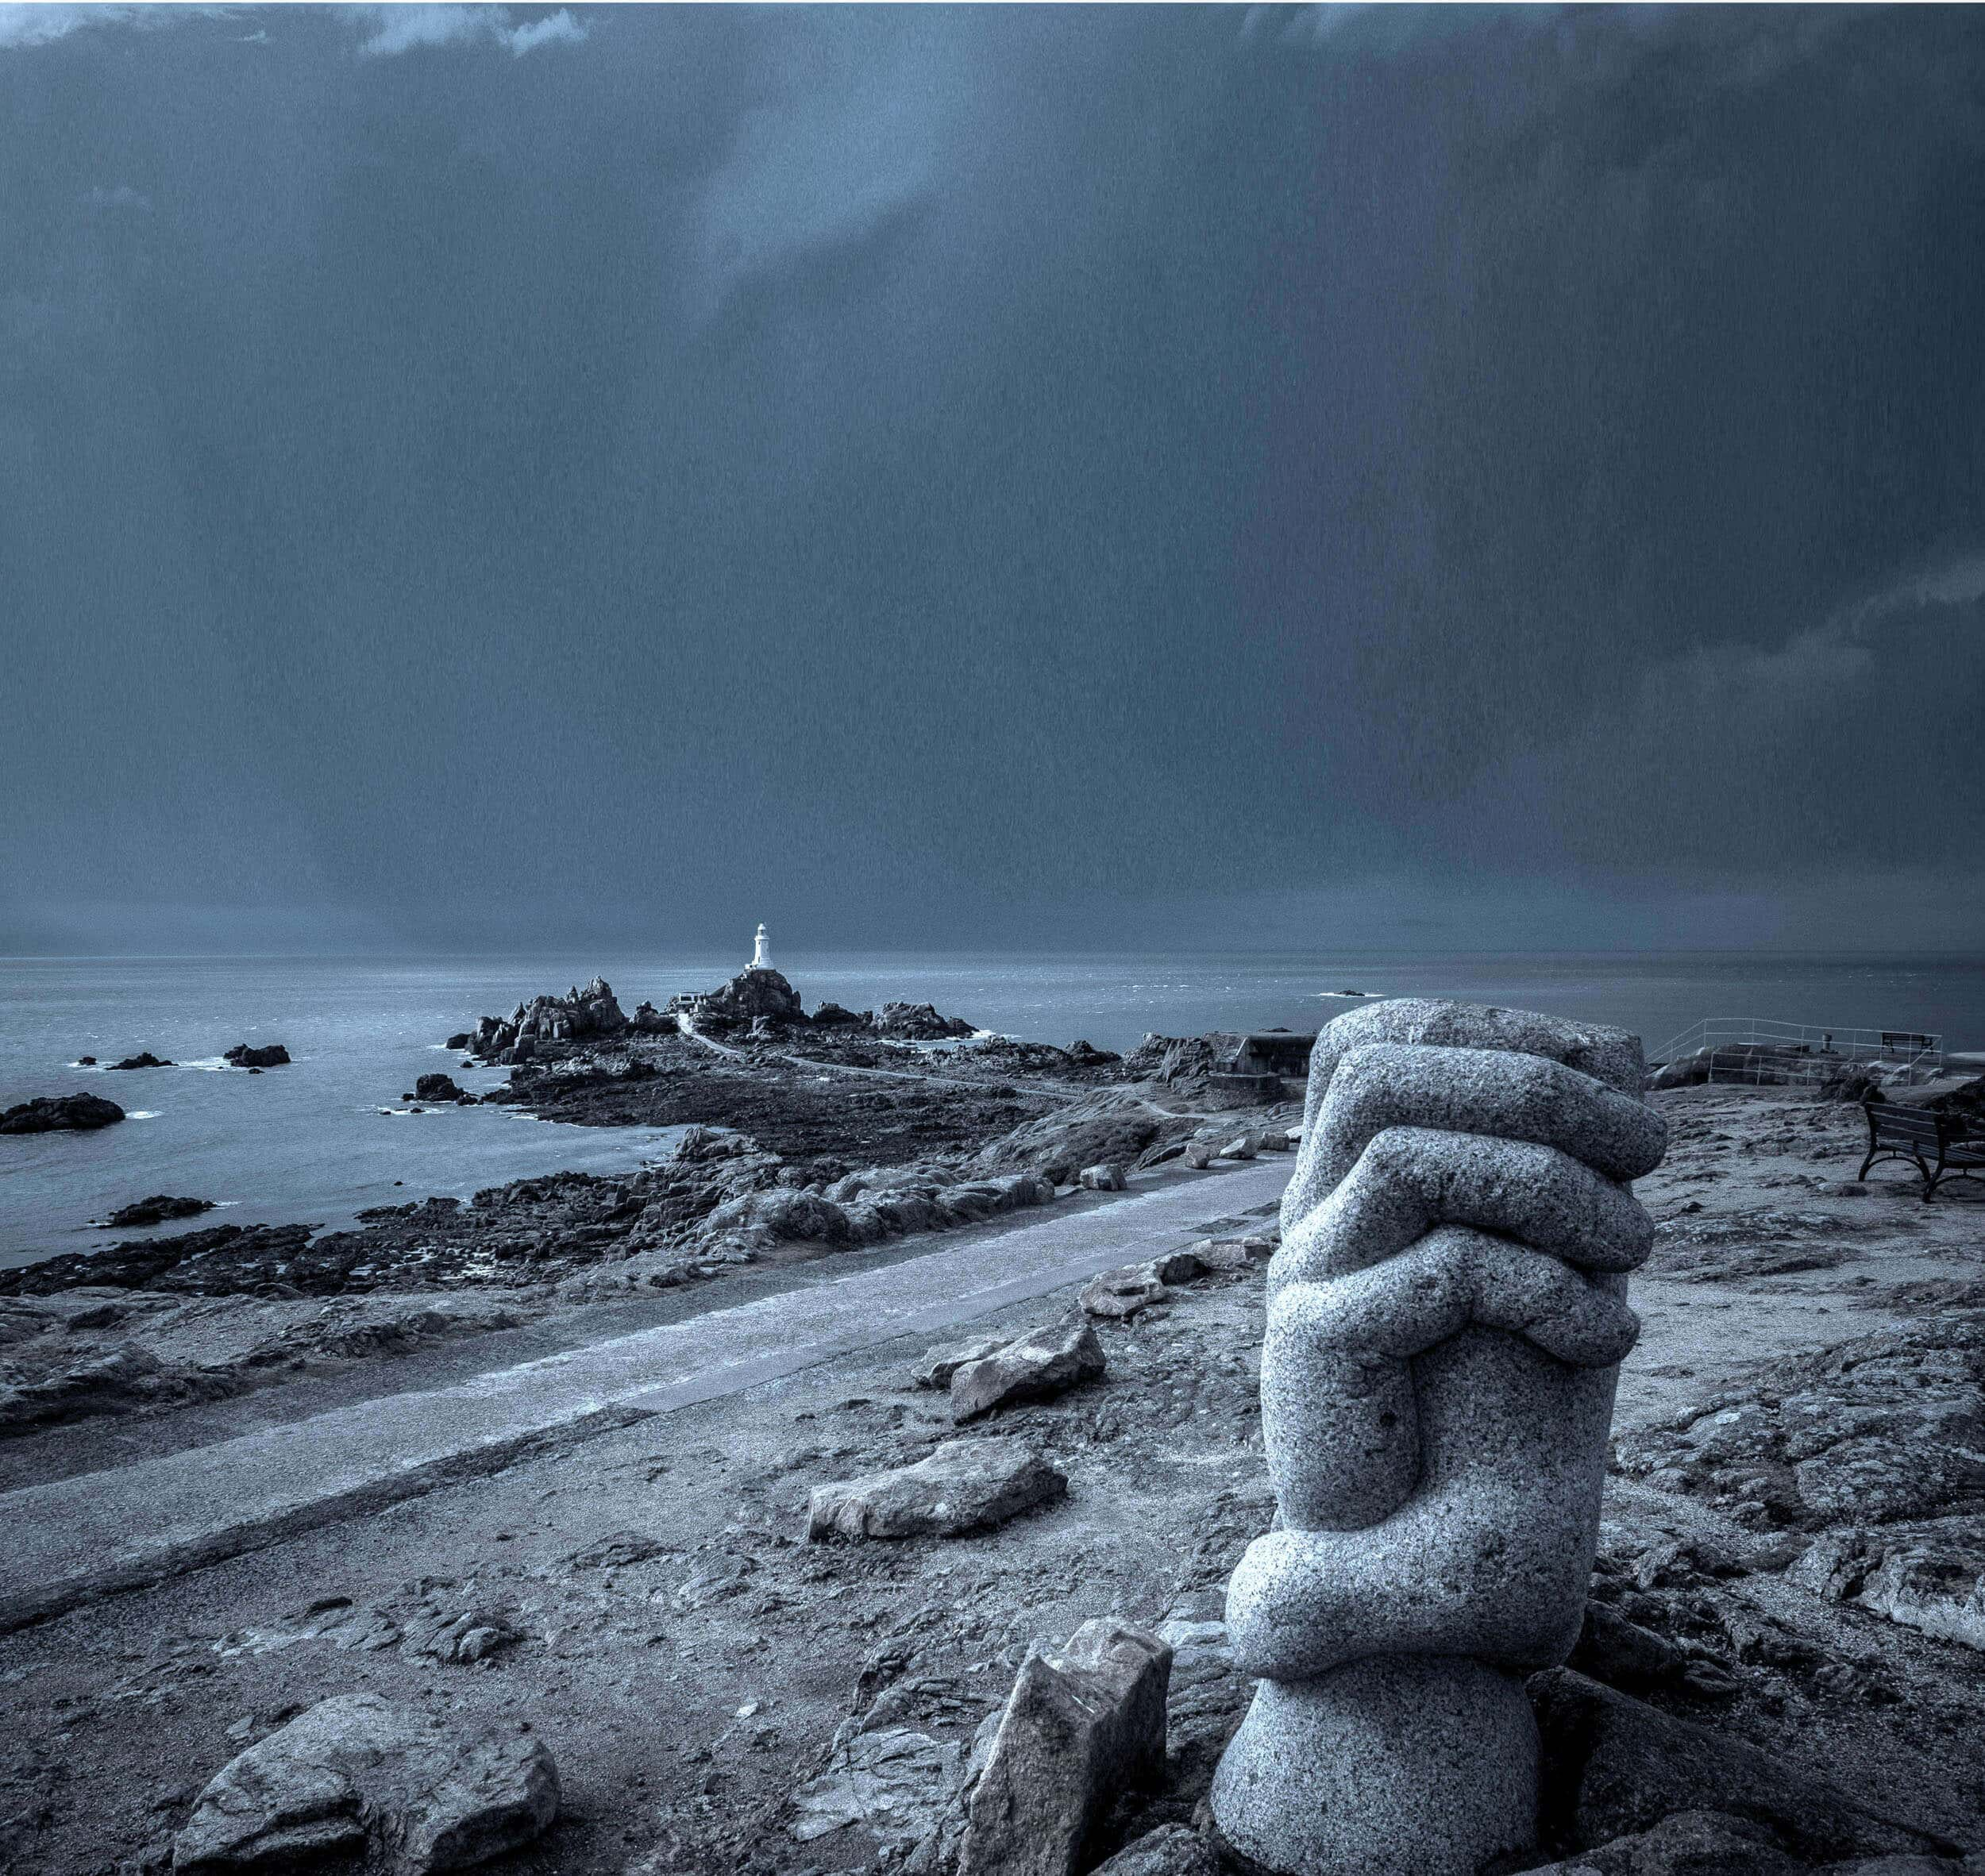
[[1189, 1235, 1272, 1273], [811, 1001, 869, 1027], [0, 1223, 318, 1298], [104, 1194, 214, 1229], [223, 1043, 291, 1069], [171, 1693, 558, 1874], [1077, 1162, 1127, 1191], [410, 1073, 470, 1104], [807, 1439, 1067, 1541], [950, 1319, 1106, 1423], [959, 1618, 1172, 1876], [1529, 1669, 1949, 1863], [969, 1104, 1183, 1187], [1080, 1268, 1167, 1319], [464, 977, 628, 1058], [0, 1342, 226, 1434], [0, 1092, 125, 1134], [1065, 1040, 1122, 1069], [873, 1002, 975, 1040], [913, 1335, 1009, 1391], [1611, 1315, 1985, 1534], [1854, 1534, 1985, 1652], [106, 1051, 173, 1070], [1121, 1033, 1246, 1087], [1567, 1603, 1700, 1697], [684, 968, 807, 1028]]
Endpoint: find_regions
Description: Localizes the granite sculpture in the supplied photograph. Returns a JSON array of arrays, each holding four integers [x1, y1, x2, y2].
[[1211, 1000, 1668, 1876]]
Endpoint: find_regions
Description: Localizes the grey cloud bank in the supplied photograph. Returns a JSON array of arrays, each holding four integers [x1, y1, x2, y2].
[[2, 4, 1981, 954]]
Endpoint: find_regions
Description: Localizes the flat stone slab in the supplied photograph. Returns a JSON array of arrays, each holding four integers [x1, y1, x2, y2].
[[0, 1159, 1288, 1631], [806, 1438, 1068, 1540]]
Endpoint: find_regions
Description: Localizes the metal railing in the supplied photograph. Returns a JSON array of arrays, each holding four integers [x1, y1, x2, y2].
[[1652, 1017, 1944, 1087]]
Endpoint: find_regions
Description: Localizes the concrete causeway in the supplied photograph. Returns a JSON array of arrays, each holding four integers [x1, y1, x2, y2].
[[0, 1159, 1289, 1632]]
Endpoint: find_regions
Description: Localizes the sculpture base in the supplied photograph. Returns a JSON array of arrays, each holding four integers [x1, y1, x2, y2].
[[1209, 1658, 1537, 1876]]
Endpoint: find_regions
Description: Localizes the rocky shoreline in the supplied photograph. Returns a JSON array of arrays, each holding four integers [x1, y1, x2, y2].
[[0, 1077, 1982, 1875], [0, 969, 1304, 1439]]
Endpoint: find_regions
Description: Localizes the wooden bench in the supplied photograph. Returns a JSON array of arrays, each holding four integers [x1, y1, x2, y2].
[[1860, 1100, 1985, 1201]]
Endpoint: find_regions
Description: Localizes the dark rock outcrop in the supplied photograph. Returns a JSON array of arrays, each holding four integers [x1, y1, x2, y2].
[[223, 1042, 291, 1068], [680, 968, 807, 1030], [103, 1194, 214, 1229], [1065, 1039, 1121, 1069], [0, 1223, 317, 1297], [0, 1342, 232, 1435], [0, 1092, 125, 1134], [811, 1001, 869, 1027], [464, 977, 626, 1060], [407, 1073, 471, 1105], [872, 1001, 974, 1040], [106, 1051, 172, 1070]]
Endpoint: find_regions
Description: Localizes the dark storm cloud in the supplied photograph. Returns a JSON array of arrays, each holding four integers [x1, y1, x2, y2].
[[2, 4, 1981, 953]]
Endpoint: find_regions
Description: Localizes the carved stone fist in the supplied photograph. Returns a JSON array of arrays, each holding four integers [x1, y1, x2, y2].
[[1212, 1000, 1667, 1876]]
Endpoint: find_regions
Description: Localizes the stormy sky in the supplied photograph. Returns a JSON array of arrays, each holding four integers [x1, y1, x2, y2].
[[3, 3, 1982, 955]]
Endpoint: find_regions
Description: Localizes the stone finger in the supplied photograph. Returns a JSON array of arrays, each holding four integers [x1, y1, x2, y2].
[[1224, 1469, 1596, 1681], [1283, 1042, 1666, 1231], [1273, 1124, 1654, 1292]]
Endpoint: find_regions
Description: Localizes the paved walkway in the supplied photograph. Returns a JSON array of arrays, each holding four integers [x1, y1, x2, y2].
[[0, 1160, 1289, 1632]]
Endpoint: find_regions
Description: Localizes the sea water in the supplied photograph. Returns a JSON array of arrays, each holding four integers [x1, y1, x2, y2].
[[2, 950, 1980, 1267]]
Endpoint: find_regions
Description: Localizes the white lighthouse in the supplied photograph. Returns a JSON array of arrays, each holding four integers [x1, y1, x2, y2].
[[750, 923, 772, 972]]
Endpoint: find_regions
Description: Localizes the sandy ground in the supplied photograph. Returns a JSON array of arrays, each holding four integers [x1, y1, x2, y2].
[[2, 1084, 1983, 1875]]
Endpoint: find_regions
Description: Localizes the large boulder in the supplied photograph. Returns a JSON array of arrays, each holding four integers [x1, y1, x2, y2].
[[958, 1619, 1173, 1876], [807, 1439, 1066, 1541], [106, 1051, 172, 1070], [0, 1092, 125, 1134], [950, 1319, 1106, 1423], [171, 1693, 558, 1874]]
